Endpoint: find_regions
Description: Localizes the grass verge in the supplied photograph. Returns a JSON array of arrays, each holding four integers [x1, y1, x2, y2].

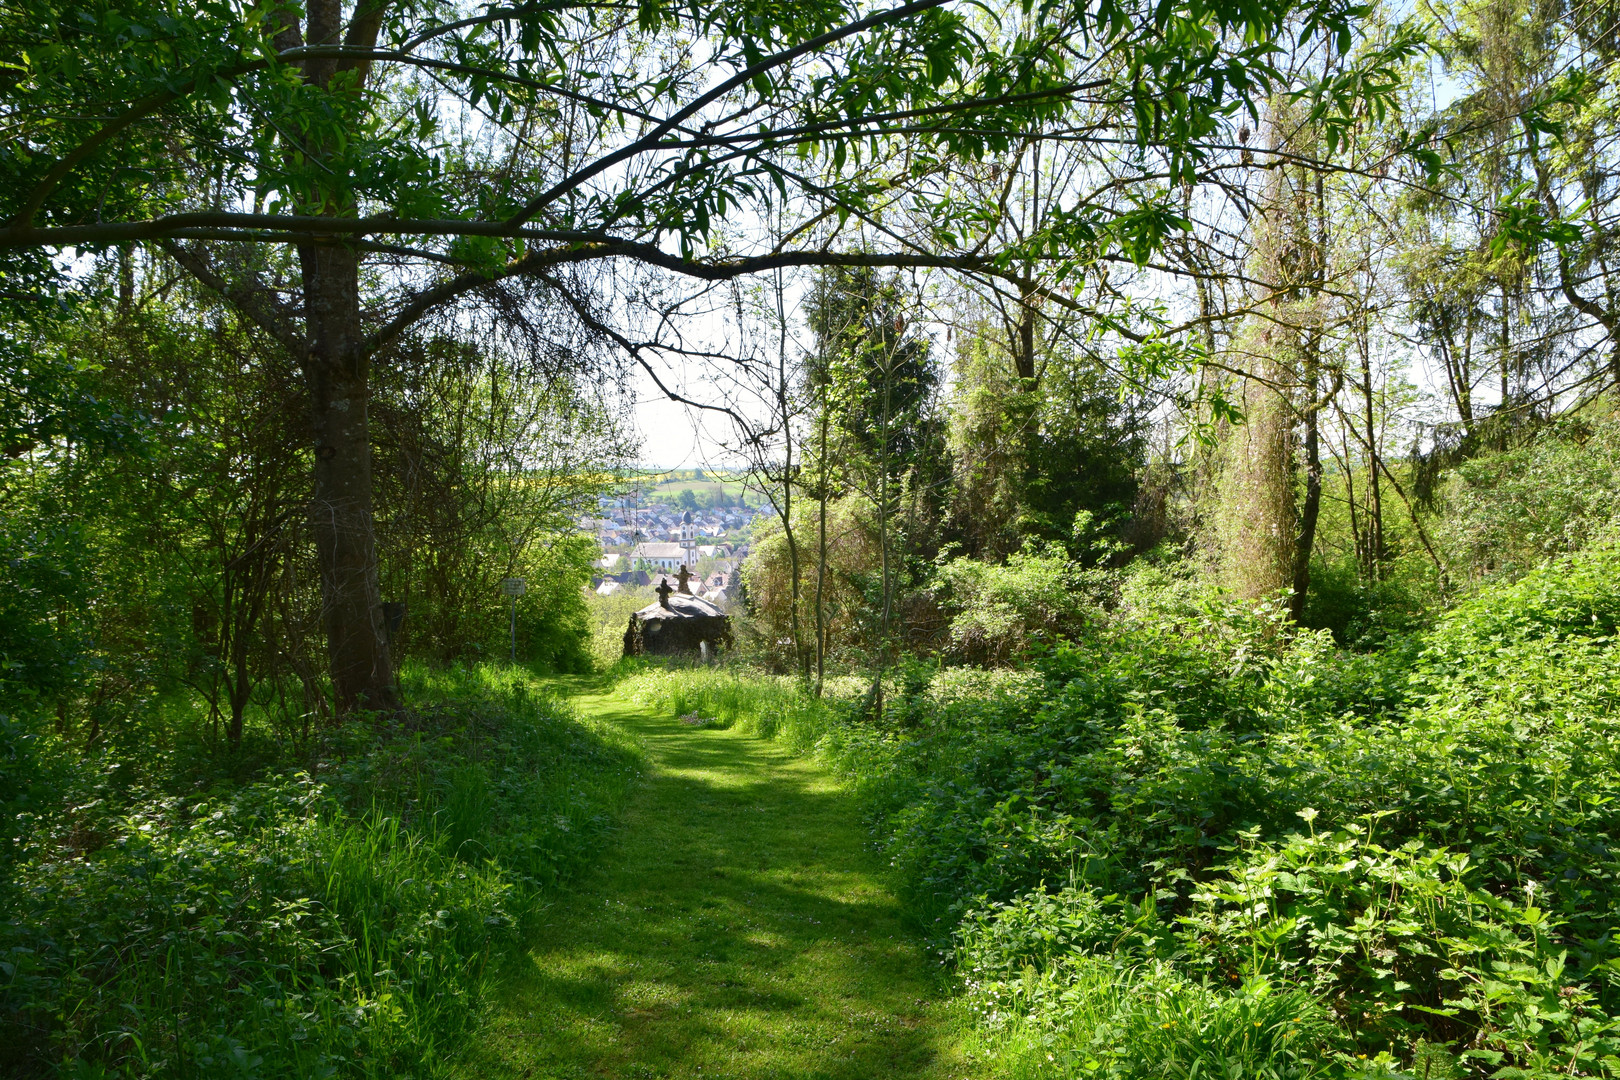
[[0, 663, 641, 1079]]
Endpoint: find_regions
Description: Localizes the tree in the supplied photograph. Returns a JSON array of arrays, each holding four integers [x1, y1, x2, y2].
[[807, 265, 942, 715], [3, 0, 1425, 711], [945, 303, 1146, 560], [371, 332, 632, 662], [718, 268, 816, 681]]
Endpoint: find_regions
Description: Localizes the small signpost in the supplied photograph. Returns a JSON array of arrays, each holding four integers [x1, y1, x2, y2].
[[500, 577, 526, 663]]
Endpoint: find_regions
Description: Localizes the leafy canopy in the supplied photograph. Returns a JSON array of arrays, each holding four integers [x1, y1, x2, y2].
[[1, 0, 1421, 293]]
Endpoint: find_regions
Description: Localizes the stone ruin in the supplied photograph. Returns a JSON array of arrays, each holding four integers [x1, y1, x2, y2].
[[622, 564, 732, 659]]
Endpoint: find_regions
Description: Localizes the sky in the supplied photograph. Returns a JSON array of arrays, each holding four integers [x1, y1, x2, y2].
[[632, 382, 715, 469], [627, 363, 739, 471], [623, 312, 957, 471]]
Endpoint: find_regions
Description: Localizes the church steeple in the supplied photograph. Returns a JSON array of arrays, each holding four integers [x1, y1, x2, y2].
[[680, 510, 697, 571]]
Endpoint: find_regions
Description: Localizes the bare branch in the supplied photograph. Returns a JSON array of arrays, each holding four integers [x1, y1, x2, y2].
[[158, 241, 306, 357]]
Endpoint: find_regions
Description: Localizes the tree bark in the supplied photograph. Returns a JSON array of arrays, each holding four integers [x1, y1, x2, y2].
[[1218, 103, 1298, 603], [812, 401, 830, 698], [302, 241, 399, 714], [1358, 310, 1384, 575], [1013, 287, 1037, 384], [1290, 354, 1322, 624]]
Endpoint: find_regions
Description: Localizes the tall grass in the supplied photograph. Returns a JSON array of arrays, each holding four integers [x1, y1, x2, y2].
[[618, 664, 852, 751], [974, 960, 1344, 1080], [0, 662, 640, 1079]]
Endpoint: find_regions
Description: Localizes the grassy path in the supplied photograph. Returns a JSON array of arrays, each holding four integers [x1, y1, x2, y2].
[[457, 679, 985, 1080]]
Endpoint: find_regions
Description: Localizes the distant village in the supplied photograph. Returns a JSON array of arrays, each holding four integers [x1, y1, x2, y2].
[[579, 483, 763, 608]]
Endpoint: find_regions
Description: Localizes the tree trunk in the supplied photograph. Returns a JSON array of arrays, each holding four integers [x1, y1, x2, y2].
[[302, 242, 399, 714], [228, 638, 250, 750], [1341, 424, 1363, 565], [869, 353, 895, 724], [1218, 104, 1298, 602], [1013, 286, 1037, 384], [1290, 362, 1322, 624], [1359, 314, 1384, 575], [783, 511, 808, 681], [813, 406, 830, 698], [1289, 162, 1330, 623]]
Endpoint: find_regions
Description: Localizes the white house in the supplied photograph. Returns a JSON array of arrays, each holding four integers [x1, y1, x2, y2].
[[630, 541, 687, 570]]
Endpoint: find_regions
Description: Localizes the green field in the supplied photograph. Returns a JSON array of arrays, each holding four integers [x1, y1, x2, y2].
[[617, 470, 767, 508]]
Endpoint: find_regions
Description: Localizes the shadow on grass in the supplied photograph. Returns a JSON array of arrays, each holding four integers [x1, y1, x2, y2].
[[458, 687, 980, 1080]]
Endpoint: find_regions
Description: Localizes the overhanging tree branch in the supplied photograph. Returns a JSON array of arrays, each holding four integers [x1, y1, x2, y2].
[[502, 0, 957, 228], [159, 241, 307, 357]]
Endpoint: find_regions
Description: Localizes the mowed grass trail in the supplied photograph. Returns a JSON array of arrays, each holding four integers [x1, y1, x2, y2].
[[458, 679, 987, 1080]]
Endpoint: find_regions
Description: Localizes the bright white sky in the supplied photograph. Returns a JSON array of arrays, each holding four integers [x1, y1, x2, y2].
[[631, 368, 721, 468]]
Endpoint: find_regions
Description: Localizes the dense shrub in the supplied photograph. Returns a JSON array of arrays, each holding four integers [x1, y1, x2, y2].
[[934, 543, 1102, 665], [1299, 556, 1431, 650], [777, 541, 1620, 1077], [970, 958, 1346, 1080], [0, 667, 640, 1079], [1436, 416, 1620, 585]]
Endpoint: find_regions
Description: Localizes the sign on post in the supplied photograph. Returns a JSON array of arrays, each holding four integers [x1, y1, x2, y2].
[[500, 577, 526, 663]]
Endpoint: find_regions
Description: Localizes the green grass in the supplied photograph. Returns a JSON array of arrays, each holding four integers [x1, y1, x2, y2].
[[459, 677, 988, 1080], [644, 473, 760, 502], [0, 664, 641, 1079], [974, 960, 1342, 1080]]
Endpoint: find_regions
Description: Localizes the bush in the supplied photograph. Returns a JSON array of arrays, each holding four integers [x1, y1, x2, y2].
[[808, 539, 1620, 1077], [971, 957, 1346, 1080], [1299, 557, 1430, 650], [1437, 416, 1620, 585], [935, 543, 1100, 665], [0, 666, 640, 1079], [3, 780, 510, 1078], [586, 585, 653, 669]]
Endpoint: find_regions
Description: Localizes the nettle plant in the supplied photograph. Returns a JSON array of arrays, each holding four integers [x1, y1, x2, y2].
[[1180, 823, 1620, 1077]]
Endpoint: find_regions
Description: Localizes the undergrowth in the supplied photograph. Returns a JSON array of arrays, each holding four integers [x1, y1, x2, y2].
[[625, 539, 1620, 1078], [0, 663, 640, 1079]]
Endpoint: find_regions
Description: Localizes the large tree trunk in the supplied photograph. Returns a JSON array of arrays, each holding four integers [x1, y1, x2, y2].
[[302, 241, 399, 714], [1219, 336, 1297, 600], [1290, 367, 1323, 624], [1217, 104, 1299, 602]]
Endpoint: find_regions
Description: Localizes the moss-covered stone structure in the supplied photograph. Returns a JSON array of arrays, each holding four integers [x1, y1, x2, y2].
[[623, 566, 732, 658]]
